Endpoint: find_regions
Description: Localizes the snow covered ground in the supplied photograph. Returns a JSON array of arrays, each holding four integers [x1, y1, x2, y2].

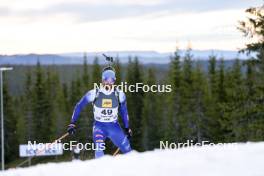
[[1, 142, 264, 176]]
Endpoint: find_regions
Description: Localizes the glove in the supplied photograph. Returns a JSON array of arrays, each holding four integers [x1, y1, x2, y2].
[[125, 128, 132, 139], [67, 123, 76, 135]]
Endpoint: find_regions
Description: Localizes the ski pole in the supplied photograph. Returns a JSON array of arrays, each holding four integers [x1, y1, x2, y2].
[[16, 132, 69, 168], [53, 132, 69, 143], [113, 148, 120, 156], [34, 132, 69, 156]]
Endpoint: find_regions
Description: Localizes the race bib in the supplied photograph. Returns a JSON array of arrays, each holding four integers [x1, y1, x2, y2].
[[93, 106, 118, 122]]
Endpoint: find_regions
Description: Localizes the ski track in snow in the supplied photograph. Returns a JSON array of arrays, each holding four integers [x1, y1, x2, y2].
[[1, 142, 263, 176]]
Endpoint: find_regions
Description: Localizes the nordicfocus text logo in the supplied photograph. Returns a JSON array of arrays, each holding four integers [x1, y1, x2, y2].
[[27, 141, 106, 151], [94, 82, 172, 93], [160, 140, 238, 149]]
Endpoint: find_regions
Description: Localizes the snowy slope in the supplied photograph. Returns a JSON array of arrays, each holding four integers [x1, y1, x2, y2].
[[1, 142, 264, 176]]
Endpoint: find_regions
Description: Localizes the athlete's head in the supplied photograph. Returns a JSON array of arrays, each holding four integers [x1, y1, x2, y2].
[[102, 66, 116, 86]]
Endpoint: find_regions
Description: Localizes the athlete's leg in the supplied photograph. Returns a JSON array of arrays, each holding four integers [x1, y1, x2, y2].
[[93, 122, 107, 158], [107, 122, 131, 153]]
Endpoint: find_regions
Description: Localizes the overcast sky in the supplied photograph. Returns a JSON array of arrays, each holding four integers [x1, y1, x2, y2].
[[0, 0, 262, 54]]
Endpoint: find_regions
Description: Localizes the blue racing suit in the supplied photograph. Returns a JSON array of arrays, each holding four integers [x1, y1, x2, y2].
[[71, 87, 131, 158]]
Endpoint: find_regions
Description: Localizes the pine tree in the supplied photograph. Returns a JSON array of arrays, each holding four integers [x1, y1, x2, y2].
[[237, 5, 264, 141], [191, 62, 208, 143], [2, 77, 18, 163], [20, 68, 34, 142], [221, 58, 245, 141], [180, 48, 195, 141], [165, 49, 182, 142], [142, 68, 162, 150], [79, 54, 93, 149], [46, 70, 68, 139], [70, 76, 88, 140], [32, 62, 52, 141], [205, 55, 223, 142], [239, 59, 264, 141], [126, 57, 144, 151]]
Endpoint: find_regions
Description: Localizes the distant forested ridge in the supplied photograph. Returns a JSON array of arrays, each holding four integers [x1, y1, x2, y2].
[[4, 59, 243, 97], [0, 50, 250, 65]]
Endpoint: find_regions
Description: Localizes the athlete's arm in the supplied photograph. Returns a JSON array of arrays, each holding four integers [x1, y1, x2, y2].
[[71, 89, 96, 124], [119, 91, 129, 128]]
